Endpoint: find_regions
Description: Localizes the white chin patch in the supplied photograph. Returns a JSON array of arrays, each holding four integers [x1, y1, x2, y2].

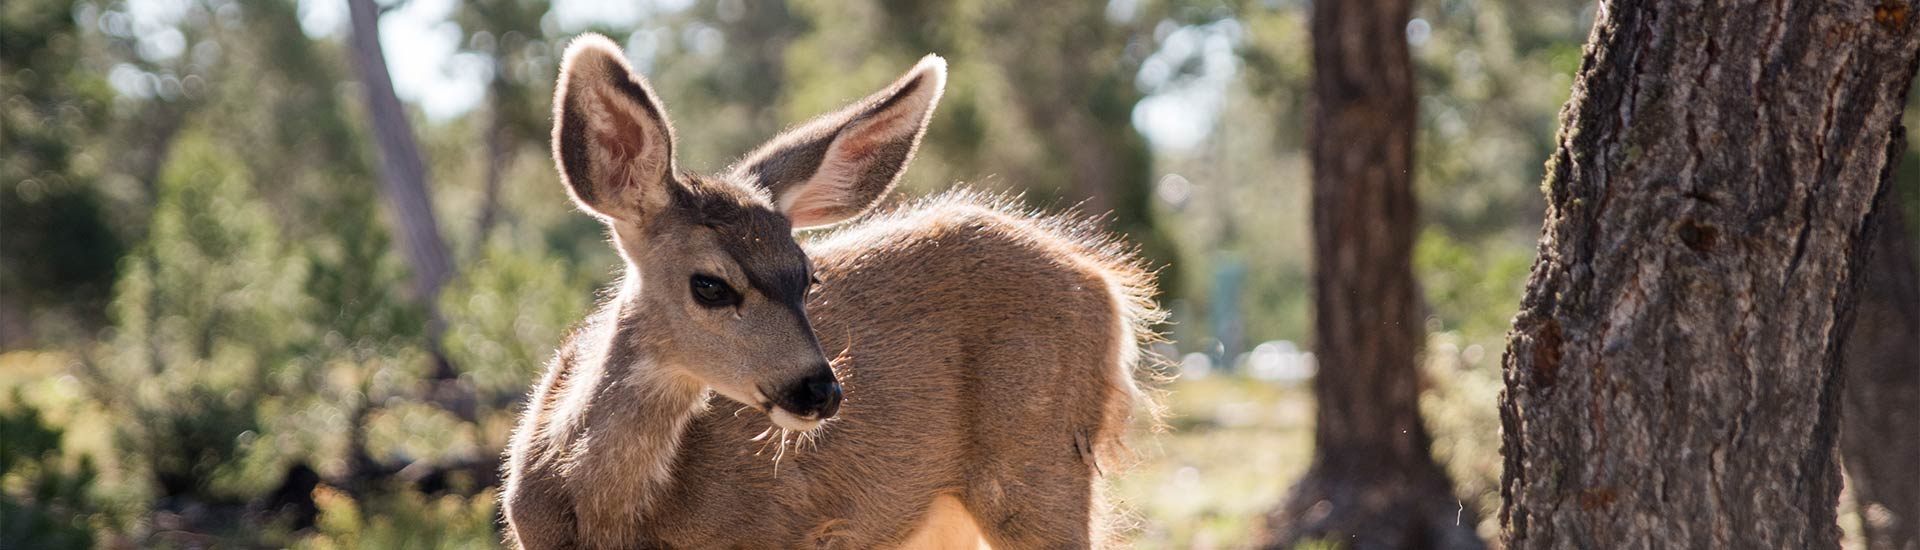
[[770, 407, 825, 432]]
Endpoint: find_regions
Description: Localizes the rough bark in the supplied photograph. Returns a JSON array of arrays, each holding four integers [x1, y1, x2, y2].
[[346, 0, 454, 308], [1497, 0, 1920, 548], [1260, 0, 1484, 548], [1843, 191, 1920, 550]]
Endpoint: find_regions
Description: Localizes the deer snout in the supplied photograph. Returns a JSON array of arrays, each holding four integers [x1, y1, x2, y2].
[[776, 368, 842, 420]]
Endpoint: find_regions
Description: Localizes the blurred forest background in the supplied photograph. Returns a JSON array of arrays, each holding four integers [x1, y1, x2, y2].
[[2, 0, 1914, 548]]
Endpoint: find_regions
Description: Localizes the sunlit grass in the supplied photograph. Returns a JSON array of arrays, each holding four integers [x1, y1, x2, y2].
[[1117, 330, 1513, 549], [1114, 375, 1314, 549]]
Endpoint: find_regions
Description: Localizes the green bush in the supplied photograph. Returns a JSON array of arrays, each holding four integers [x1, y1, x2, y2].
[[1, 391, 104, 550]]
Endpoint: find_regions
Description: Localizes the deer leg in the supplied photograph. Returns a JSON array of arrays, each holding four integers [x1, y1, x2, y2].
[[961, 454, 1097, 550]]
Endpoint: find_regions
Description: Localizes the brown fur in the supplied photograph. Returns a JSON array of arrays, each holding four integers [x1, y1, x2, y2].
[[501, 34, 1163, 550]]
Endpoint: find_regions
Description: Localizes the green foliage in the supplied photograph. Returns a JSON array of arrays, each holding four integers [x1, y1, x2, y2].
[[94, 133, 312, 501], [1291, 538, 1348, 550], [0, 0, 1658, 547], [0, 391, 103, 550], [1412, 0, 1588, 241], [441, 242, 594, 401], [295, 486, 500, 550], [1, 0, 125, 339], [1414, 229, 1533, 340], [0, 179, 123, 320]]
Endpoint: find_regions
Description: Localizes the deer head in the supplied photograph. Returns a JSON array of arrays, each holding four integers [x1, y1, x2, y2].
[[550, 34, 946, 431]]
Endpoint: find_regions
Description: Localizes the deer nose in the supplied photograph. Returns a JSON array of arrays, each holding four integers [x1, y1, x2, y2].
[[779, 369, 842, 419]]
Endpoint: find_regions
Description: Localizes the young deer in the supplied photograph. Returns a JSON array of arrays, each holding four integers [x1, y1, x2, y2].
[[501, 34, 1163, 550]]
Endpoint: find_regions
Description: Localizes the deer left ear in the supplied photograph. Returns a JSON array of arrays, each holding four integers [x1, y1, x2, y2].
[[552, 33, 677, 222], [732, 55, 947, 229]]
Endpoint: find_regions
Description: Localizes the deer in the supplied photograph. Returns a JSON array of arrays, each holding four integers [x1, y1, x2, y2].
[[500, 33, 1164, 550]]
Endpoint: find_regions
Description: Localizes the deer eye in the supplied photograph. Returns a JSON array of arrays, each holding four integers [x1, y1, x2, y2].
[[689, 274, 741, 308]]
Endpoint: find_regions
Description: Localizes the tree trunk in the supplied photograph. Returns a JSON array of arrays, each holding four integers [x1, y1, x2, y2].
[[1496, 0, 1920, 548], [1260, 0, 1484, 548], [1843, 191, 1919, 550], [345, 0, 471, 426], [345, 0, 454, 310]]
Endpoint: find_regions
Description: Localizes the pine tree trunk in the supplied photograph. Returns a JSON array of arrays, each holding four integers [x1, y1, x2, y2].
[[1843, 194, 1920, 550], [346, 0, 454, 309], [1260, 0, 1484, 548], [345, 0, 469, 423], [1497, 0, 1920, 547]]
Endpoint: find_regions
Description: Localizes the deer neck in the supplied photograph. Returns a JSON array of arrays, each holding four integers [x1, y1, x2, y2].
[[562, 280, 709, 534]]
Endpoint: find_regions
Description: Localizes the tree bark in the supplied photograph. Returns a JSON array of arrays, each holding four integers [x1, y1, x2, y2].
[[346, 0, 454, 309], [1843, 190, 1919, 550], [346, 0, 471, 428], [1260, 0, 1484, 548], [1497, 0, 1920, 548]]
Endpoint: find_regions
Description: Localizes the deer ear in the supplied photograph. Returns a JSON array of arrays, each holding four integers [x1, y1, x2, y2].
[[732, 55, 947, 229], [552, 33, 676, 221]]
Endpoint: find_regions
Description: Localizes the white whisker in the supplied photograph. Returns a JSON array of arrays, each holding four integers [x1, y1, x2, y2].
[[771, 429, 793, 476]]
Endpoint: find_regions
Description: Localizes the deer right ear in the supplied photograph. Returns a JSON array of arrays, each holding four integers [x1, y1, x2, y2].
[[730, 55, 947, 229], [552, 33, 676, 221]]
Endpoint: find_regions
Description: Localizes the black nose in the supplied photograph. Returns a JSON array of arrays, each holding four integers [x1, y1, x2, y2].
[[779, 369, 842, 419]]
